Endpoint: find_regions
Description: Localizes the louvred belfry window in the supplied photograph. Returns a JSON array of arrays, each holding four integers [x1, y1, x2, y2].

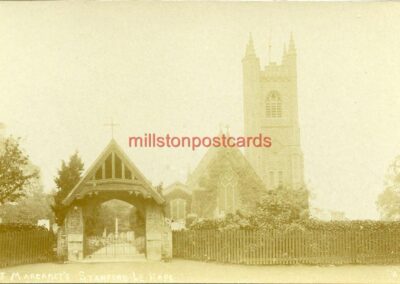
[[266, 91, 282, 118]]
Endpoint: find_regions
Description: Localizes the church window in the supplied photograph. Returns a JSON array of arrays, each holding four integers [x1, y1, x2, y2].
[[218, 168, 237, 215], [266, 91, 282, 118], [104, 154, 112, 179], [170, 198, 186, 220], [115, 155, 122, 178]]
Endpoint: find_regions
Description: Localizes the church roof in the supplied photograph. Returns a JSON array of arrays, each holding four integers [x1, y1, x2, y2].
[[62, 139, 164, 206], [186, 146, 218, 189], [163, 181, 191, 196], [186, 145, 265, 191]]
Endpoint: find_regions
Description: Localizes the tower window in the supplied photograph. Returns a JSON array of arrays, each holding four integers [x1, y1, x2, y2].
[[266, 91, 282, 118]]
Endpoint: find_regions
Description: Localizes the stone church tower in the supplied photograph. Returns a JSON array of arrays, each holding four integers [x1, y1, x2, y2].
[[242, 34, 304, 190]]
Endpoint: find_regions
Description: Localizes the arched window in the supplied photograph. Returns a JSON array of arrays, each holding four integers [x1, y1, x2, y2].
[[268, 170, 283, 188], [218, 167, 238, 215], [170, 199, 186, 220], [266, 91, 282, 118]]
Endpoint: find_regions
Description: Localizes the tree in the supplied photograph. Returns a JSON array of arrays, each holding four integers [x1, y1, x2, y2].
[[0, 184, 53, 225], [84, 200, 144, 237], [0, 137, 39, 205], [190, 186, 310, 231], [251, 186, 310, 229], [52, 152, 84, 225], [89, 200, 133, 236], [377, 155, 400, 220]]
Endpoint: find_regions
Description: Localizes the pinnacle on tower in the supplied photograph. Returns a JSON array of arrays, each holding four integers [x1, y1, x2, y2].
[[268, 36, 272, 63], [288, 32, 296, 54], [282, 43, 287, 63], [245, 33, 256, 57]]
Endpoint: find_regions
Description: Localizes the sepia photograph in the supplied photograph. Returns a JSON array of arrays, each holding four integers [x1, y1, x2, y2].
[[1, 1, 400, 283]]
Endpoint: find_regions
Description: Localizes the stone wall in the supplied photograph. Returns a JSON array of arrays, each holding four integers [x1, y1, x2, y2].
[[145, 201, 164, 260], [65, 206, 84, 261]]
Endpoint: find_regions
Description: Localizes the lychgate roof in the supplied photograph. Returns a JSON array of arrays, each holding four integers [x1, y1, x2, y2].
[[62, 139, 164, 206]]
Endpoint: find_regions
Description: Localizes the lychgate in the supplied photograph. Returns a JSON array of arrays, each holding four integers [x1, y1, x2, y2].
[[60, 139, 171, 261]]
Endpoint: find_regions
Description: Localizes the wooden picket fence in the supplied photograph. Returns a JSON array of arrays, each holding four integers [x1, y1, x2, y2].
[[173, 229, 400, 265], [0, 230, 55, 268]]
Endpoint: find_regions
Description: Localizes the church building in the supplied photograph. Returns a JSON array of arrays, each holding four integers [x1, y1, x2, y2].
[[164, 139, 266, 220], [164, 34, 306, 224], [243, 34, 305, 190]]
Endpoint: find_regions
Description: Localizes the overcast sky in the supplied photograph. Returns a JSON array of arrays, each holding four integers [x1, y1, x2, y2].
[[1, 2, 400, 219]]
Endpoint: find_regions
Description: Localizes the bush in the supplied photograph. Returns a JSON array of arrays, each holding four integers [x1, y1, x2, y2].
[[299, 219, 400, 232], [185, 213, 198, 228], [188, 216, 400, 233], [190, 211, 254, 231], [0, 223, 49, 233]]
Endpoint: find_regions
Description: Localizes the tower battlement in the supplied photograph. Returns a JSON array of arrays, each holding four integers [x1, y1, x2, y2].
[[262, 62, 290, 82]]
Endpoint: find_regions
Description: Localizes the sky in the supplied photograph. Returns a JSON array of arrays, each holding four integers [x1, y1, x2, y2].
[[1, 2, 400, 220]]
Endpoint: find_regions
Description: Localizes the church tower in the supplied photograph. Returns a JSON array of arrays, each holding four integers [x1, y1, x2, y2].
[[242, 34, 304, 190]]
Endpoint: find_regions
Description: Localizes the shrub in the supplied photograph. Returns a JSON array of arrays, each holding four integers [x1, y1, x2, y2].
[[0, 223, 50, 233]]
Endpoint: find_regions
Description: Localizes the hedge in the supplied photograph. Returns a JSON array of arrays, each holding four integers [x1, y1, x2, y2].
[[0, 223, 49, 233]]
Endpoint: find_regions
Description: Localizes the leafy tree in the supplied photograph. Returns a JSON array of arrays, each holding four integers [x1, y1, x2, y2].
[[377, 155, 400, 220], [52, 152, 84, 225], [190, 186, 309, 230], [377, 189, 400, 220], [0, 184, 53, 225], [251, 186, 309, 229], [92, 200, 132, 235], [85, 200, 144, 237], [0, 137, 39, 205]]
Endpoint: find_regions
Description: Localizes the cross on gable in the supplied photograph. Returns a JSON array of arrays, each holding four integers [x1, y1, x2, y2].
[[104, 118, 119, 139]]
